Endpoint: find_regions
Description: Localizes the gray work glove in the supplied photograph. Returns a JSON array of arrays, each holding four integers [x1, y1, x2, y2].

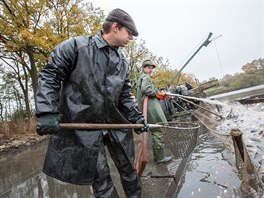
[[36, 114, 60, 136], [134, 117, 149, 134]]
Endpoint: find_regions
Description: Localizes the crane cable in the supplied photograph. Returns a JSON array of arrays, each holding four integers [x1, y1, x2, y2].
[[213, 36, 225, 78]]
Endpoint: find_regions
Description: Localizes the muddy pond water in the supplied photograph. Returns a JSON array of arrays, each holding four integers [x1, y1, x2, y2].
[[176, 129, 242, 198], [0, 129, 241, 198], [0, 84, 263, 197]]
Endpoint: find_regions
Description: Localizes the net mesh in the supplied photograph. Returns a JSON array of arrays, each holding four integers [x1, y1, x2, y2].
[[162, 121, 200, 159], [231, 129, 264, 197]]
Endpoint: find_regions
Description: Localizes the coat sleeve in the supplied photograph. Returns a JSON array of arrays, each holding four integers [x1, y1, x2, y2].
[[35, 38, 77, 116], [141, 75, 157, 98], [118, 67, 144, 123]]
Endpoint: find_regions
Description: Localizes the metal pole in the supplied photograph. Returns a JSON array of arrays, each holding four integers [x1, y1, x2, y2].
[[167, 32, 213, 88]]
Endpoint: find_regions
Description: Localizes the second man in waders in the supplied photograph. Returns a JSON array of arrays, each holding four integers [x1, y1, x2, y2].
[[136, 59, 172, 163]]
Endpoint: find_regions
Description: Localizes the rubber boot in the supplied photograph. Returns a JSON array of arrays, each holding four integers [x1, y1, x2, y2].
[[154, 148, 172, 164], [157, 156, 173, 164]]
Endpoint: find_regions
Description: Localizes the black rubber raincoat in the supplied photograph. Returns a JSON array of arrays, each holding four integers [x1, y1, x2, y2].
[[36, 31, 143, 185]]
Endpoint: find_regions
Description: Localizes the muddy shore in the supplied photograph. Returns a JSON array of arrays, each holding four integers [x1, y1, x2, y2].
[[0, 133, 48, 155]]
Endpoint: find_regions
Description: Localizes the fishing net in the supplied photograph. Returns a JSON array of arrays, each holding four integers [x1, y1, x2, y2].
[[231, 129, 264, 197], [193, 103, 264, 197], [162, 121, 200, 159]]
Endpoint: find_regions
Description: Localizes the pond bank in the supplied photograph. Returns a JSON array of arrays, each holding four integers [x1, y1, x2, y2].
[[0, 133, 48, 155]]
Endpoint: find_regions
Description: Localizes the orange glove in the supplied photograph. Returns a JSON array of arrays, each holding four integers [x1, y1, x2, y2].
[[156, 92, 167, 100]]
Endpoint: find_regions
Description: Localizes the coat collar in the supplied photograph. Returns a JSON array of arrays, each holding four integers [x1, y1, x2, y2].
[[94, 30, 123, 57], [94, 30, 108, 49], [140, 72, 150, 78]]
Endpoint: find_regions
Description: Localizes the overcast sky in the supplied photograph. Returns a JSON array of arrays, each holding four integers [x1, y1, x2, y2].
[[89, 0, 264, 81]]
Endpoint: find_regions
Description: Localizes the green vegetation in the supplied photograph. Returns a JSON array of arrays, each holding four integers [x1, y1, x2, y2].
[[205, 58, 264, 96]]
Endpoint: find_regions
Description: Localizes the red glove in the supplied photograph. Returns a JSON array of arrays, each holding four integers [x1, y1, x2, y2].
[[156, 92, 167, 100]]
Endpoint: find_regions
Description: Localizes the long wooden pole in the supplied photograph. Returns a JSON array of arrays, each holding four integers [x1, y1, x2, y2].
[[60, 123, 143, 130], [166, 93, 223, 118], [177, 96, 223, 118], [59, 123, 165, 130]]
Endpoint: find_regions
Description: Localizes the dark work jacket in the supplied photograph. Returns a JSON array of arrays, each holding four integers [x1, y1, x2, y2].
[[35, 31, 143, 185]]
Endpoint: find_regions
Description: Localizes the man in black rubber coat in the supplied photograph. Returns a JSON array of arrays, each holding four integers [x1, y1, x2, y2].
[[35, 8, 148, 198]]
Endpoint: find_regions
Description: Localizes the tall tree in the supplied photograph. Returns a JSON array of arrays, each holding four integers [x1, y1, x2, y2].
[[242, 62, 257, 74], [0, 0, 104, 103], [0, 55, 31, 115]]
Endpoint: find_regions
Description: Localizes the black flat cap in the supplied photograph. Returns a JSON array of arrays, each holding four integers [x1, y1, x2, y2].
[[106, 8, 138, 36]]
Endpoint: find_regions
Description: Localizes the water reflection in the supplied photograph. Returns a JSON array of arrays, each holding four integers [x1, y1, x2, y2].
[[209, 84, 264, 101], [2, 172, 93, 198], [0, 142, 94, 198]]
